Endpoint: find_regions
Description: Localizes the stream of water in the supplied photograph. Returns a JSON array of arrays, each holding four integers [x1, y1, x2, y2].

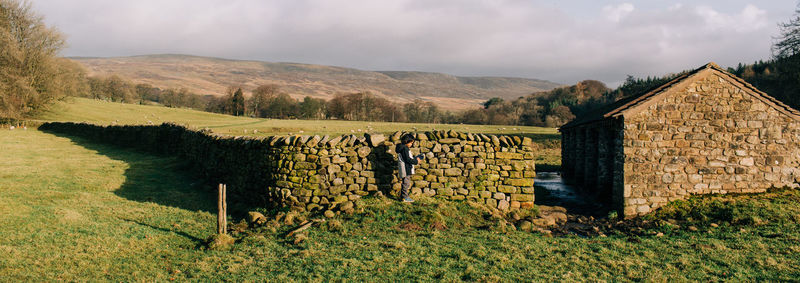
[[534, 172, 605, 215]]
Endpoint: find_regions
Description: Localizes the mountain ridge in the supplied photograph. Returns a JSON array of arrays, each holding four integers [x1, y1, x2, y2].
[[72, 54, 563, 110]]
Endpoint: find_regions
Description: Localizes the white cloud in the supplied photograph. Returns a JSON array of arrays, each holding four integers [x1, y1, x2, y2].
[[695, 4, 767, 32], [602, 3, 635, 23], [30, 0, 787, 85]]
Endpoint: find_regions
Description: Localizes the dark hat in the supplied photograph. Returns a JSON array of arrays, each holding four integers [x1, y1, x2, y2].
[[401, 133, 415, 144]]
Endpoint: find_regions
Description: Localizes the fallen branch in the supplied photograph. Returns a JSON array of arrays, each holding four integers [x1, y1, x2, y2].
[[286, 219, 326, 238]]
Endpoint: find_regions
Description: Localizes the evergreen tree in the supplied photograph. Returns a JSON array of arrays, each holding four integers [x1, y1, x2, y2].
[[231, 88, 245, 116]]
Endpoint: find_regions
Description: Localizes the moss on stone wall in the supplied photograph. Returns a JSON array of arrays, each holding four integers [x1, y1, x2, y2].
[[40, 122, 536, 212]]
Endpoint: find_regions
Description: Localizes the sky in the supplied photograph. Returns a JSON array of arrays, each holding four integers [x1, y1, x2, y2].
[[31, 0, 798, 86]]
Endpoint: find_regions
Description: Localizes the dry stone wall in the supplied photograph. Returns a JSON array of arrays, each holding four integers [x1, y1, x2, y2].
[[622, 74, 800, 216], [39, 122, 536, 212]]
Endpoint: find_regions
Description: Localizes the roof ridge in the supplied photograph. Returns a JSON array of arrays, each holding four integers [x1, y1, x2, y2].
[[560, 62, 800, 131]]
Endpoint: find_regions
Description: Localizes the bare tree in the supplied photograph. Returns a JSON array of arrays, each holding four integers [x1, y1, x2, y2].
[[0, 0, 79, 118], [249, 84, 279, 117], [773, 3, 800, 58]]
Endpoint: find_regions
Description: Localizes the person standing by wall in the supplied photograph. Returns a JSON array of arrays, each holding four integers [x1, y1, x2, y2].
[[396, 134, 422, 202]]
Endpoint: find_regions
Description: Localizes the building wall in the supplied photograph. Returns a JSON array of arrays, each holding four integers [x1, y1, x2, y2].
[[560, 120, 621, 210], [621, 74, 800, 216]]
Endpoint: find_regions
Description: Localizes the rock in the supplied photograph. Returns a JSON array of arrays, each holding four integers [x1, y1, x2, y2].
[[327, 136, 343, 147], [518, 220, 533, 232], [306, 135, 321, 147], [319, 135, 330, 145], [391, 131, 402, 142], [533, 228, 552, 236], [490, 135, 500, 146], [298, 135, 311, 145], [357, 146, 371, 158], [550, 212, 567, 224], [366, 133, 385, 147], [339, 201, 354, 212], [531, 217, 556, 227], [246, 211, 266, 225], [688, 226, 698, 231], [439, 138, 460, 144], [324, 210, 335, 218], [444, 168, 462, 176], [284, 211, 298, 225], [497, 200, 510, 210]]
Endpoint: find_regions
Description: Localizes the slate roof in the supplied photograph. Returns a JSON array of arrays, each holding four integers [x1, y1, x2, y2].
[[560, 62, 800, 131]]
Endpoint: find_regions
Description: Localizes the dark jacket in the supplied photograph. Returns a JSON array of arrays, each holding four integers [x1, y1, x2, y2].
[[396, 143, 418, 178]]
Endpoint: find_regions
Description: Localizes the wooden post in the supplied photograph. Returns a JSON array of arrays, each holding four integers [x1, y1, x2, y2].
[[217, 183, 227, 235], [222, 184, 227, 234]]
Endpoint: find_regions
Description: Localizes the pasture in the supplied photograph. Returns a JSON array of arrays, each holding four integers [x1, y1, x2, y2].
[[1, 98, 798, 280], [1, 128, 799, 281], [37, 98, 558, 138]]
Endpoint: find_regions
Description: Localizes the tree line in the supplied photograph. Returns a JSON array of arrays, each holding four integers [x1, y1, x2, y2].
[[85, 74, 452, 123], [206, 84, 449, 123]]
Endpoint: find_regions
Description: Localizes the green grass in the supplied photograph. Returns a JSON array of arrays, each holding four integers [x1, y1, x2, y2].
[[1, 129, 799, 281], [37, 97, 558, 137]]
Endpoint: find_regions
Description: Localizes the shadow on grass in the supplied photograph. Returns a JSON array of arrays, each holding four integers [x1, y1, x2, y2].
[[41, 131, 216, 214], [120, 217, 207, 246]]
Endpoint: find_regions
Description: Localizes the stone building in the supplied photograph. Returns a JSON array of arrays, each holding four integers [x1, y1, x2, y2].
[[560, 62, 800, 217]]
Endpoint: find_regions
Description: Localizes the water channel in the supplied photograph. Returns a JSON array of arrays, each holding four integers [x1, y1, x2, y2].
[[533, 171, 606, 215]]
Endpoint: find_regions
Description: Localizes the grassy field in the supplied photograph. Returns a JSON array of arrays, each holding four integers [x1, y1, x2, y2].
[[1, 128, 799, 281], [36, 98, 558, 138]]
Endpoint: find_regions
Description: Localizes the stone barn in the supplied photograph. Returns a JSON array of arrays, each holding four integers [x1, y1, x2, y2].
[[559, 62, 800, 218]]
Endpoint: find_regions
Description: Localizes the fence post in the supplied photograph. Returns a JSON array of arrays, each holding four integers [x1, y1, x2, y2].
[[223, 184, 227, 234], [217, 184, 227, 234]]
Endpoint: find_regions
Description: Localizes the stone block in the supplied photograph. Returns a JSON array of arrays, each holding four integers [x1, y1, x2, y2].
[[510, 194, 534, 202], [438, 187, 454, 196], [357, 146, 371, 158], [294, 162, 316, 170], [503, 178, 534, 187], [439, 138, 461, 144], [445, 168, 463, 176], [495, 152, 523, 160], [497, 199, 509, 210], [366, 133, 385, 147], [498, 186, 516, 194]]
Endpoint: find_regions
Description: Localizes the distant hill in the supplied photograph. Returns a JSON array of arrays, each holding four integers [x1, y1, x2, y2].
[[71, 54, 562, 110]]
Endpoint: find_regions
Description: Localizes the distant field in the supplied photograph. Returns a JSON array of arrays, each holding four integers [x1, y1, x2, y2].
[[37, 98, 559, 139]]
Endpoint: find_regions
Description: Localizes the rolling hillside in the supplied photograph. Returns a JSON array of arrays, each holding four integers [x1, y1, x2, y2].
[[72, 54, 562, 110]]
